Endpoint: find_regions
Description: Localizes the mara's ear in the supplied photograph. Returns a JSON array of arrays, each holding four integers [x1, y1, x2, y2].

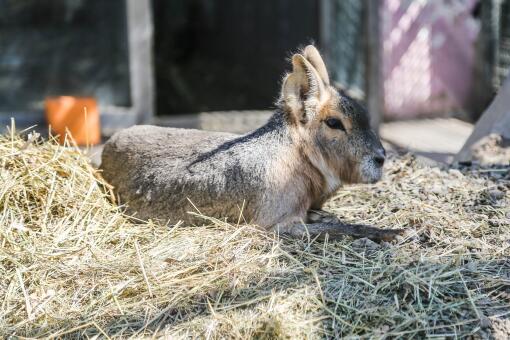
[[303, 45, 330, 86], [281, 54, 326, 123]]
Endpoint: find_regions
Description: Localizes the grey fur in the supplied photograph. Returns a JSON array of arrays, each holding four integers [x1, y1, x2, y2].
[[101, 113, 297, 227]]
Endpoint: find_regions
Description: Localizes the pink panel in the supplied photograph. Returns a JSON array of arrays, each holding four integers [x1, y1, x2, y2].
[[382, 0, 480, 119]]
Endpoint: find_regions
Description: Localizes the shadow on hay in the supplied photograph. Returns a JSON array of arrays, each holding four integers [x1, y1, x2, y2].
[[18, 241, 510, 339], [18, 257, 311, 338], [308, 250, 510, 338]]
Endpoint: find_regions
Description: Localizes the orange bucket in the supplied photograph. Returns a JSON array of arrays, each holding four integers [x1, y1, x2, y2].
[[45, 96, 101, 145]]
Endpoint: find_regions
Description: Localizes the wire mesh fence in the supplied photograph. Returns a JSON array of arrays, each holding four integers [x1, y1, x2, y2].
[[322, 0, 366, 97]]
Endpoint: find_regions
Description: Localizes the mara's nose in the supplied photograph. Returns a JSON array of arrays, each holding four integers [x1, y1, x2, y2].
[[374, 148, 385, 167]]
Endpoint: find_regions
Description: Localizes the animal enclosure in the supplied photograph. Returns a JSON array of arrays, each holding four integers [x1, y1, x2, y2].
[[1, 0, 510, 338]]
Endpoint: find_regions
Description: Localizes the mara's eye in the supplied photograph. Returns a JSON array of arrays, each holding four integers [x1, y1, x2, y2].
[[325, 118, 345, 131]]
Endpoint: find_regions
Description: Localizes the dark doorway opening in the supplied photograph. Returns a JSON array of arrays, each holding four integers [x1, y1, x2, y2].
[[152, 0, 319, 115]]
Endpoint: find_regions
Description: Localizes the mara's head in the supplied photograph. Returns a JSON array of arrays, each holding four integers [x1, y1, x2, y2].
[[278, 45, 385, 184]]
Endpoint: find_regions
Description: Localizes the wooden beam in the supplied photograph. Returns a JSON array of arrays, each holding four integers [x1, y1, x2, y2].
[[364, 0, 382, 132], [126, 0, 155, 124], [455, 73, 510, 163], [468, 0, 500, 119], [319, 0, 333, 54]]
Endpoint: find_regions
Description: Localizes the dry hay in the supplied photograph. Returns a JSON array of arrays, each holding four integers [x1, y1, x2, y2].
[[0, 128, 509, 339], [471, 134, 510, 166]]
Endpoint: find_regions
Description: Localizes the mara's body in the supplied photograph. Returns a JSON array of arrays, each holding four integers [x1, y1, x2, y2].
[[103, 113, 339, 227], [101, 46, 402, 241]]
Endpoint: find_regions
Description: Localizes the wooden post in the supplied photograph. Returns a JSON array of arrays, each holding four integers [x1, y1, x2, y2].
[[455, 73, 510, 163], [469, 0, 500, 120], [319, 0, 333, 58], [99, 0, 155, 135], [364, 0, 382, 132], [126, 0, 155, 125]]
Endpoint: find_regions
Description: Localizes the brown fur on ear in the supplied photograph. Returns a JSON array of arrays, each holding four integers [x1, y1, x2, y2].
[[291, 54, 325, 98], [303, 45, 330, 86], [281, 54, 327, 124], [281, 72, 303, 124]]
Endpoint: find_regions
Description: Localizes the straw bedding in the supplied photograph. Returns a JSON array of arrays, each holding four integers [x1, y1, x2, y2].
[[1, 129, 509, 339]]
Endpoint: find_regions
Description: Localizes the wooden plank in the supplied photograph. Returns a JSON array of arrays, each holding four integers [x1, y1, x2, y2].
[[126, 0, 155, 124], [319, 0, 333, 54], [468, 0, 500, 119], [455, 73, 510, 162], [364, 0, 382, 131]]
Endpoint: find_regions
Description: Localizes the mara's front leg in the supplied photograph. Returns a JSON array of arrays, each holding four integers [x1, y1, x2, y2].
[[273, 210, 403, 242]]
